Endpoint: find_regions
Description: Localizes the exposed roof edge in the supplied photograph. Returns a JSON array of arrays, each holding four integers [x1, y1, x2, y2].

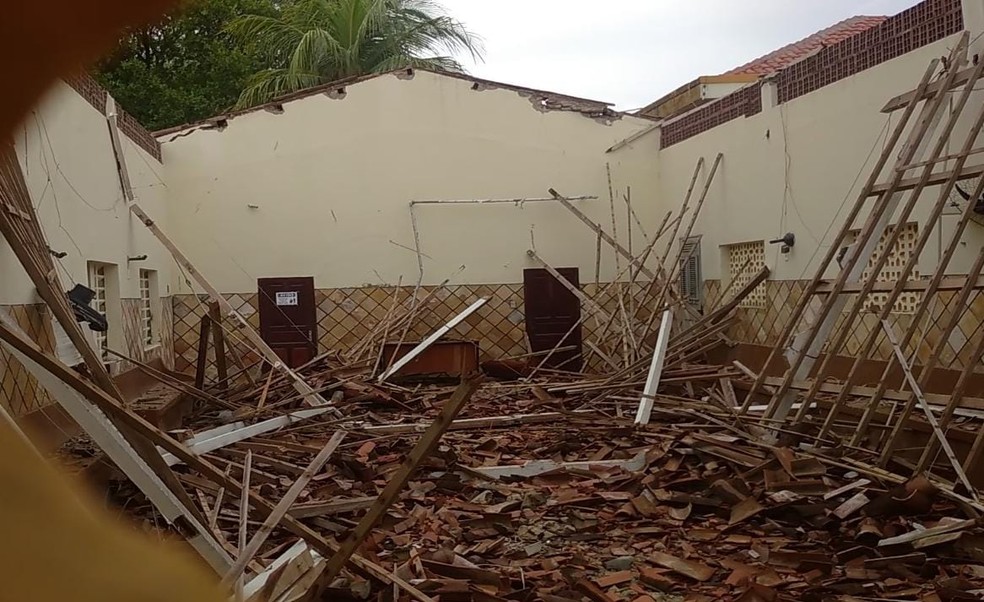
[[156, 68, 649, 139], [606, 122, 662, 154], [637, 74, 759, 119]]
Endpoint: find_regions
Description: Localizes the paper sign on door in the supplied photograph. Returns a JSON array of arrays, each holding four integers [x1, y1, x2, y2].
[[275, 291, 299, 306]]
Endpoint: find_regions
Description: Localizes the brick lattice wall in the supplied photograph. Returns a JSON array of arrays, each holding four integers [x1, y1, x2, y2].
[[661, 0, 964, 149], [62, 72, 162, 161]]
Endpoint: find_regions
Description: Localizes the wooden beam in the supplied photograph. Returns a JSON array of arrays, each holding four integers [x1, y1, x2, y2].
[[315, 376, 482, 592], [234, 450, 252, 600], [757, 376, 984, 410], [882, 65, 978, 113], [737, 57, 943, 415], [814, 275, 984, 295], [549, 188, 658, 280], [757, 40, 967, 426], [105, 96, 134, 201], [222, 432, 346, 587], [527, 249, 611, 321], [0, 140, 210, 537], [160, 407, 333, 466], [878, 320, 976, 498], [868, 162, 984, 196]]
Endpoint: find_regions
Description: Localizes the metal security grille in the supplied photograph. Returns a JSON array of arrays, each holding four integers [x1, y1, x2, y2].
[[88, 263, 108, 361], [139, 269, 154, 347], [727, 241, 766, 308], [679, 237, 702, 307]]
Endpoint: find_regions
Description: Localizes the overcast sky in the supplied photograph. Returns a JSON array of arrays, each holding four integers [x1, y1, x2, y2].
[[443, 0, 924, 110]]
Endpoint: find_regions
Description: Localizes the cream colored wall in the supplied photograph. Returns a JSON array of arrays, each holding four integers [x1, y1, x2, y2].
[[160, 70, 656, 294], [0, 81, 174, 307], [641, 31, 984, 286]]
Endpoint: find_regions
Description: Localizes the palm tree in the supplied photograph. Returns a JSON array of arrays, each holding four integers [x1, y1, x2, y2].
[[227, 0, 483, 108]]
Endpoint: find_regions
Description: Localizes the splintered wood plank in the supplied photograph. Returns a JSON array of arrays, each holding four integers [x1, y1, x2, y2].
[[878, 519, 976, 547], [833, 493, 870, 520], [823, 479, 871, 501], [222, 431, 347, 586]]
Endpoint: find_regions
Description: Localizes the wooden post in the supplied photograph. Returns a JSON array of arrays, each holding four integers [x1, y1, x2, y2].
[[194, 314, 211, 390], [209, 303, 229, 391]]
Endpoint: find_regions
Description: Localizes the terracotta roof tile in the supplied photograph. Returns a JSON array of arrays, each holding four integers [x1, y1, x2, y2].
[[723, 15, 889, 77]]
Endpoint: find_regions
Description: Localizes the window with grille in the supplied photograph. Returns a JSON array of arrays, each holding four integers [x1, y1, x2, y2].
[[726, 241, 767, 308], [679, 237, 702, 307], [87, 263, 109, 361], [860, 222, 920, 314], [139, 269, 155, 347]]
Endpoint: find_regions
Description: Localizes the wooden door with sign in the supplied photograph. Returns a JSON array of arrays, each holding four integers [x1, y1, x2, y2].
[[258, 277, 317, 368], [523, 268, 582, 371]]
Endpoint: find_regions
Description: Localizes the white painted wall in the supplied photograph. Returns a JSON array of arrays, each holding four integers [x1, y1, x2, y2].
[[159, 70, 656, 294], [0, 80, 174, 304], [637, 30, 984, 286]]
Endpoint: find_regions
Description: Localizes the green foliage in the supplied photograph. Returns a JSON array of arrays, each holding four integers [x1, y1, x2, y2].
[[227, 0, 484, 108], [95, 0, 278, 131]]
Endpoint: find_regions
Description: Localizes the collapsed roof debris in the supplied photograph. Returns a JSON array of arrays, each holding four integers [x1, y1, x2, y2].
[[4, 20, 984, 602]]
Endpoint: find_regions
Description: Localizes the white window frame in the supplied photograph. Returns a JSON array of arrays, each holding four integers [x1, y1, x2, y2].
[[86, 261, 123, 364], [139, 268, 161, 349], [88, 263, 109, 361]]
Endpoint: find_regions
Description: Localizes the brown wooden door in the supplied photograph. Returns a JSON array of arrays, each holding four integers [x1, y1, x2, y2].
[[258, 277, 317, 368], [523, 268, 582, 371]]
